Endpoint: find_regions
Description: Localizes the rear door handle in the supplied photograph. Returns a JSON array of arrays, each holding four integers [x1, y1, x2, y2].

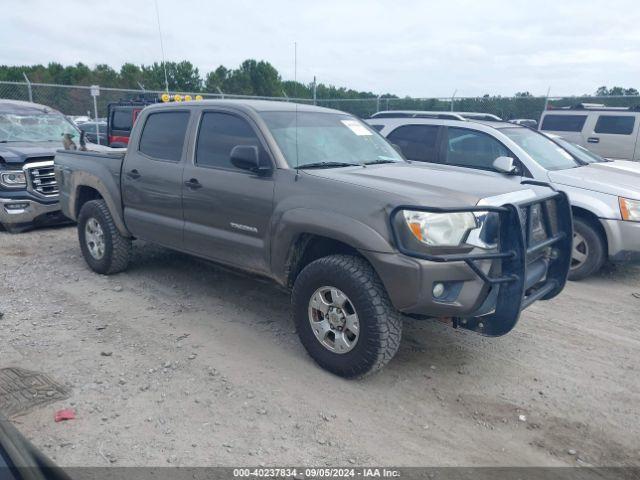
[[587, 137, 600, 143], [184, 178, 202, 189], [126, 169, 141, 179]]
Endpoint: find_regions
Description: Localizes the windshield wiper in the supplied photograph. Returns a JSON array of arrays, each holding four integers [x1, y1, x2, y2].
[[298, 161, 361, 169], [363, 159, 398, 165]]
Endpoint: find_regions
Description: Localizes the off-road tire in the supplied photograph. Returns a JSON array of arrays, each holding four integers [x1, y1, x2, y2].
[[77, 199, 131, 275], [569, 217, 606, 281], [292, 254, 402, 378]]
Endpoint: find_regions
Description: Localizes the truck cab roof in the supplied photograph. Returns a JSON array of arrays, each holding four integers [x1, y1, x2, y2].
[[145, 99, 343, 115]]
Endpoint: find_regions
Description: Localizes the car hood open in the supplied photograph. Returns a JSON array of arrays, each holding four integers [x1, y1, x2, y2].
[[547, 160, 640, 199]]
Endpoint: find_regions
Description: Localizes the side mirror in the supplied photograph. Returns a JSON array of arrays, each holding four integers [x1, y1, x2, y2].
[[230, 145, 270, 175], [493, 156, 518, 175]]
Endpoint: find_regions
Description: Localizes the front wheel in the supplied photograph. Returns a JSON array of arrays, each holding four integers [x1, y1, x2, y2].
[[292, 255, 402, 378], [77, 199, 131, 275], [569, 218, 606, 281]]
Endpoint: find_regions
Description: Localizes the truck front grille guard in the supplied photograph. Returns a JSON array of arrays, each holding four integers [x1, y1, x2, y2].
[[389, 191, 572, 337]]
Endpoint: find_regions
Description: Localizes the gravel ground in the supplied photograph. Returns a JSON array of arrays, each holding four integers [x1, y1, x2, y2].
[[1, 225, 639, 467]]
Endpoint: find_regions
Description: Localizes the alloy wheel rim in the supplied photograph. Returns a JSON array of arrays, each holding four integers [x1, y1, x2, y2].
[[308, 286, 360, 354], [571, 232, 589, 270], [85, 217, 106, 260]]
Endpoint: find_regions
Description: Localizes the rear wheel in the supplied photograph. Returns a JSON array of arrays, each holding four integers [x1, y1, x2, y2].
[[292, 254, 402, 378], [569, 218, 605, 281], [77, 199, 131, 274]]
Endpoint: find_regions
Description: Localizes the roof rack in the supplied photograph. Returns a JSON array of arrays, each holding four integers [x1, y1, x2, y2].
[[456, 112, 503, 121], [370, 110, 503, 121], [547, 103, 640, 112], [370, 110, 467, 120]]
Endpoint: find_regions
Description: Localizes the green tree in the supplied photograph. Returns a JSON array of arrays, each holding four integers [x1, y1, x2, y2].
[[92, 64, 118, 86], [204, 65, 230, 92], [595, 86, 609, 96], [119, 63, 143, 89], [595, 86, 639, 96]]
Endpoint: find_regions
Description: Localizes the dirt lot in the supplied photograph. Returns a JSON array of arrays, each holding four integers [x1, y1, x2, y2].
[[1, 225, 639, 467]]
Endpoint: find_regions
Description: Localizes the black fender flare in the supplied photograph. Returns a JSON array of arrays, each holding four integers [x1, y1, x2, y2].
[[271, 208, 394, 284]]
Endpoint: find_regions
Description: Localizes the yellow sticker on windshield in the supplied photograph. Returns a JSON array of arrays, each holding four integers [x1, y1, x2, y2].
[[341, 119, 372, 136]]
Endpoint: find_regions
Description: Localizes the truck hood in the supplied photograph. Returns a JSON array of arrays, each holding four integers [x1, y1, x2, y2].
[[304, 162, 544, 207], [0, 141, 61, 164], [547, 161, 640, 199]]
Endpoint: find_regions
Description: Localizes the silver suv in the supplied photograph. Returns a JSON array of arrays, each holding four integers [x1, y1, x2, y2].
[[368, 114, 640, 279]]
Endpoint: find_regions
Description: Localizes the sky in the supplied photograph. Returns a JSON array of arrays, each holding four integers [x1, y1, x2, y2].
[[3, 0, 640, 98]]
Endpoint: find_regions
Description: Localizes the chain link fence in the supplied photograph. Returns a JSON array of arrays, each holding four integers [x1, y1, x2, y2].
[[0, 81, 313, 120], [317, 95, 640, 120], [2, 80, 640, 122]]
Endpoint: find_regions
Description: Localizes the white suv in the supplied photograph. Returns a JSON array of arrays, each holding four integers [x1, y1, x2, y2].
[[539, 104, 640, 161]]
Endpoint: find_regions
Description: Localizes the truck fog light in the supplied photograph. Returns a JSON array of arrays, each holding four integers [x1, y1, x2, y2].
[[5, 202, 29, 210], [432, 283, 446, 299]]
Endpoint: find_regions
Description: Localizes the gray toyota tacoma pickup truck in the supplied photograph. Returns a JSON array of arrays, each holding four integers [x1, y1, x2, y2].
[[54, 100, 572, 377]]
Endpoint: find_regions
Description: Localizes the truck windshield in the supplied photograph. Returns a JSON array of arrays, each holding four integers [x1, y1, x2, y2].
[[500, 127, 581, 171], [260, 111, 404, 168], [0, 111, 79, 143]]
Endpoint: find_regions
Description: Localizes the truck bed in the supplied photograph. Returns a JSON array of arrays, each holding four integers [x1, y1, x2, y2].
[[54, 148, 127, 223]]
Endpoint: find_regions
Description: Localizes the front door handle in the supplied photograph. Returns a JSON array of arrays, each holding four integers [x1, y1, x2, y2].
[[587, 137, 600, 144], [126, 169, 141, 179], [184, 178, 202, 189]]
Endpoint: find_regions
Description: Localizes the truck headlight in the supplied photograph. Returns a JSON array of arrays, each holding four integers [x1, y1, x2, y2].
[[0, 171, 27, 187], [619, 197, 640, 222], [403, 210, 477, 247]]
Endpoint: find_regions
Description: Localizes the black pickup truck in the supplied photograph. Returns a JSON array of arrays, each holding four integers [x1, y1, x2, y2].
[[54, 100, 572, 377]]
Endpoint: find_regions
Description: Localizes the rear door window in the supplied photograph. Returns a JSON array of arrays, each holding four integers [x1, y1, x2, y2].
[[443, 127, 510, 170], [594, 115, 635, 135], [541, 114, 587, 132], [139, 111, 190, 162], [386, 125, 440, 162]]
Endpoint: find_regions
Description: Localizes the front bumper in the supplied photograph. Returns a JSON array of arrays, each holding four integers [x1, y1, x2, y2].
[[601, 219, 640, 263], [0, 197, 64, 229], [369, 191, 572, 337]]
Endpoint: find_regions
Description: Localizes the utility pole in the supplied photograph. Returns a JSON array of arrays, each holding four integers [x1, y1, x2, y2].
[[376, 95, 381, 113], [313, 76, 317, 105], [22, 73, 33, 103], [90, 85, 100, 144], [543, 86, 551, 113], [450, 89, 457, 111]]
